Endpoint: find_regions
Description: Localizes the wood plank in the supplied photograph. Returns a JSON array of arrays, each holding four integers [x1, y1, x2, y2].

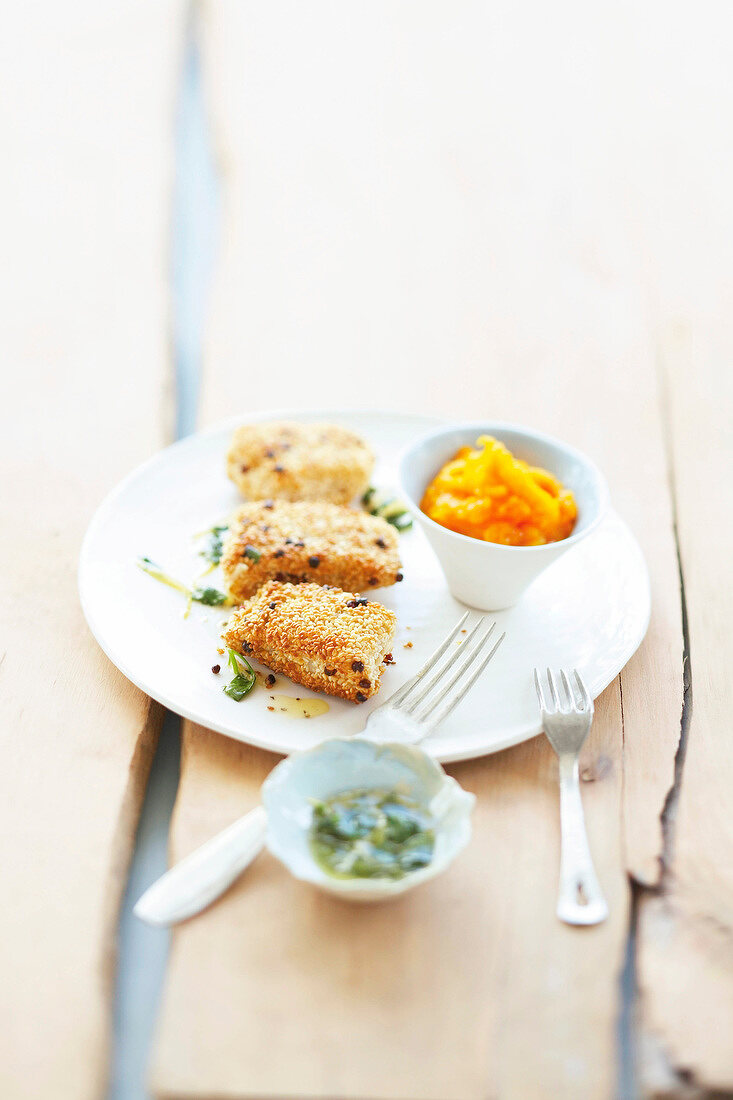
[[155, 697, 627, 1100], [200, 0, 685, 879], [0, 4, 183, 1097], [609, 10, 733, 1091], [153, 3, 683, 1096], [637, 321, 733, 1093]]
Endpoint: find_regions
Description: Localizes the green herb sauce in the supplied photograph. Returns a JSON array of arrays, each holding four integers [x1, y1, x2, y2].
[[309, 788, 434, 880]]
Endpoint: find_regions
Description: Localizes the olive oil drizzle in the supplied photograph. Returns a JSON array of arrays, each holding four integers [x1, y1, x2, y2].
[[268, 694, 330, 718]]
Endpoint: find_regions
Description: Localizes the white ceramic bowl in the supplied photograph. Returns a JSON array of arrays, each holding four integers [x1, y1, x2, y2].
[[261, 739, 475, 902], [399, 421, 608, 611]]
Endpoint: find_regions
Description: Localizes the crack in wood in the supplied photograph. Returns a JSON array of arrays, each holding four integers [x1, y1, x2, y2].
[[653, 335, 694, 883], [658, 553, 692, 878], [629, 342, 698, 1098]]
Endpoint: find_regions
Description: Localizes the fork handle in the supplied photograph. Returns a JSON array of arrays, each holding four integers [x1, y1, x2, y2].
[[556, 754, 608, 926]]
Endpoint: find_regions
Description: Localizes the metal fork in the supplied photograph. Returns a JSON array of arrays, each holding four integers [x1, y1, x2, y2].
[[534, 667, 608, 926], [135, 613, 505, 926], [362, 610, 504, 745]]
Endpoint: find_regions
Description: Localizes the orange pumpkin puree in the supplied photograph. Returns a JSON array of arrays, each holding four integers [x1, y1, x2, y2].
[[420, 435, 577, 546]]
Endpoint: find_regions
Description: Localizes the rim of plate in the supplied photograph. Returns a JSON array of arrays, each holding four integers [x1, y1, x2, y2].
[[78, 408, 651, 762]]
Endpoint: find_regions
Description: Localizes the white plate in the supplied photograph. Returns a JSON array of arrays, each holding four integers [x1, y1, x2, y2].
[[79, 410, 650, 763]]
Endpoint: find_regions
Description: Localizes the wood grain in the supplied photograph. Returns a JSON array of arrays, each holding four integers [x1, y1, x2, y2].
[[152, 3, 684, 1096], [637, 321, 733, 1093], [608, 10, 733, 1091], [155, 699, 627, 1100], [0, 4, 183, 1097], [198, 0, 684, 885]]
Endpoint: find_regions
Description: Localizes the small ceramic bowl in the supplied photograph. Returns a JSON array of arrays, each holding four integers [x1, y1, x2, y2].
[[399, 421, 608, 611], [261, 739, 475, 902]]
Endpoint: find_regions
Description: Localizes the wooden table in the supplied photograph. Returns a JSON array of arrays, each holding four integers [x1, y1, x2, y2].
[[2, 4, 732, 1098]]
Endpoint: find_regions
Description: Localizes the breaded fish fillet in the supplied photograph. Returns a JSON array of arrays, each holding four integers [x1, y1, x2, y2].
[[222, 580, 397, 703], [221, 500, 403, 601], [227, 420, 373, 504]]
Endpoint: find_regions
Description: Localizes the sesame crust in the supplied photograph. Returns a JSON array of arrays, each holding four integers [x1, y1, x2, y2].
[[226, 421, 374, 504], [222, 580, 397, 703], [221, 500, 402, 601]]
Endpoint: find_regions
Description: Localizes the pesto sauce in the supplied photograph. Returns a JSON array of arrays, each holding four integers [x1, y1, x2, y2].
[[309, 788, 434, 880]]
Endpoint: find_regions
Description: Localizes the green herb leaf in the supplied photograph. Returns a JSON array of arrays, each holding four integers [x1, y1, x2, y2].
[[223, 648, 256, 701], [138, 555, 233, 608], [199, 524, 229, 565], [224, 674, 257, 701], [362, 486, 412, 531], [191, 586, 229, 606], [242, 544, 261, 562]]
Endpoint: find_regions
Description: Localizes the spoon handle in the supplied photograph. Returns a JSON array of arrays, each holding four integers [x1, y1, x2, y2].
[[134, 805, 268, 926]]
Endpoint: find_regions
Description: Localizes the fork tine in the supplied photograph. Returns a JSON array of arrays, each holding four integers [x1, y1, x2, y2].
[[560, 669, 575, 710], [411, 620, 497, 721], [402, 615, 487, 715], [533, 667, 548, 712], [546, 667, 560, 711], [573, 669, 592, 711], [426, 631, 506, 729], [411, 624, 497, 726], [383, 611, 470, 708]]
